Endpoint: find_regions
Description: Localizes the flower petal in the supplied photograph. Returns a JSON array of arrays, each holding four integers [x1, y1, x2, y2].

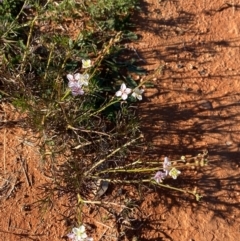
[[121, 93, 128, 100], [79, 74, 89, 86], [137, 95, 142, 100], [79, 225, 86, 233], [132, 92, 136, 97], [67, 74, 74, 82], [81, 233, 88, 239], [132, 87, 144, 100], [83, 73, 89, 80], [163, 157, 171, 171], [125, 88, 132, 94], [67, 232, 75, 239], [120, 83, 126, 91], [71, 86, 84, 96], [74, 73, 81, 81], [115, 90, 122, 97], [68, 81, 75, 88], [78, 89, 84, 96]]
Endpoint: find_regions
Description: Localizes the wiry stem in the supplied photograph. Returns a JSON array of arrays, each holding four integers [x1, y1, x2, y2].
[[77, 194, 128, 208], [19, 14, 38, 74], [74, 98, 120, 123], [98, 167, 159, 174], [84, 134, 143, 176], [88, 31, 122, 80], [88, 177, 202, 200], [138, 64, 165, 88]]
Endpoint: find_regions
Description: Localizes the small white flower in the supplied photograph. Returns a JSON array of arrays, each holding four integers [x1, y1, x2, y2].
[[78, 73, 89, 86], [181, 156, 186, 162], [115, 83, 132, 100], [132, 87, 144, 100], [82, 59, 92, 68], [67, 225, 93, 241], [169, 167, 181, 179]]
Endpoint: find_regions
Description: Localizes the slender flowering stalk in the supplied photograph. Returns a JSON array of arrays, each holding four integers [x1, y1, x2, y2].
[[132, 87, 144, 100], [115, 83, 132, 100], [67, 225, 93, 241]]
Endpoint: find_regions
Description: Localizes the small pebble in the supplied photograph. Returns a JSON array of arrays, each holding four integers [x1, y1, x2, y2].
[[198, 100, 213, 110], [225, 141, 232, 146]]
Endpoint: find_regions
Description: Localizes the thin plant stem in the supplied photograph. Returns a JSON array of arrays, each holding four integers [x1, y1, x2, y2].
[[98, 167, 160, 174], [77, 194, 128, 208], [19, 14, 38, 74], [74, 98, 120, 123], [137, 64, 165, 88], [84, 134, 143, 176], [88, 177, 200, 199], [43, 44, 55, 81], [87, 32, 122, 80], [2, 0, 29, 38]]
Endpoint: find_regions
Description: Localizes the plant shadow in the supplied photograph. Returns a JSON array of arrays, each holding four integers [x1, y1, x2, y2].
[[127, 0, 240, 238]]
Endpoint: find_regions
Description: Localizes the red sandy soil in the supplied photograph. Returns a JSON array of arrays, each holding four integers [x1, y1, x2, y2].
[[0, 0, 240, 240]]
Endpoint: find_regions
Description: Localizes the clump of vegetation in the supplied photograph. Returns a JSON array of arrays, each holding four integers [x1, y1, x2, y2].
[[0, 0, 208, 240]]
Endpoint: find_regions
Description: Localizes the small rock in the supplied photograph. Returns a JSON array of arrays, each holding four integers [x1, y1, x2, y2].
[[198, 100, 213, 110], [225, 141, 232, 146], [199, 69, 207, 76], [96, 180, 109, 197]]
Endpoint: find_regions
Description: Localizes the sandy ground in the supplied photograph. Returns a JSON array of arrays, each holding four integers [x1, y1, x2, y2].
[[0, 0, 240, 240]]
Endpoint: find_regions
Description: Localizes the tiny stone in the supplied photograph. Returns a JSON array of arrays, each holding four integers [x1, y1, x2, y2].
[[199, 69, 207, 76], [198, 100, 213, 110], [210, 86, 216, 91], [132, 236, 138, 241], [225, 141, 232, 146], [177, 63, 184, 68], [134, 75, 140, 80]]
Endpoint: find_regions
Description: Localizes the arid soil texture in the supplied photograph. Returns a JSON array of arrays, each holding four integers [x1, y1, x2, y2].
[[0, 0, 240, 240]]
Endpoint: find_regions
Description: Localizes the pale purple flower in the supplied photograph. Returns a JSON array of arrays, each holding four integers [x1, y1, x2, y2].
[[132, 87, 144, 100], [67, 73, 85, 96], [67, 225, 93, 241], [68, 82, 84, 96], [115, 83, 132, 100], [163, 157, 171, 175], [169, 167, 181, 179], [153, 171, 166, 183]]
